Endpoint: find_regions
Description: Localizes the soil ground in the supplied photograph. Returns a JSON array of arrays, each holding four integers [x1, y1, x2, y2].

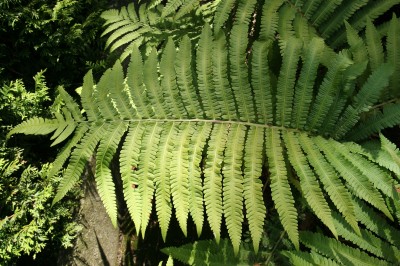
[[58, 177, 122, 266]]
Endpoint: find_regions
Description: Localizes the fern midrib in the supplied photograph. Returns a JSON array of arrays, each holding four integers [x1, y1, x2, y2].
[[77, 118, 318, 136]]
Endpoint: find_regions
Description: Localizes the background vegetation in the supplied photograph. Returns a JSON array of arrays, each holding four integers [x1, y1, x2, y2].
[[0, 0, 109, 264]]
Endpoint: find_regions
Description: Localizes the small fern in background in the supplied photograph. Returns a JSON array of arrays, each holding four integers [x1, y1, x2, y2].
[[7, 0, 400, 265]]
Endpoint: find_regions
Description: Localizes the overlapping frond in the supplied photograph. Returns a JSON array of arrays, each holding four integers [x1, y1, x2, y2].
[[331, 212, 400, 263], [95, 121, 128, 227], [284, 131, 337, 238], [298, 231, 391, 266], [346, 103, 400, 141], [101, 3, 153, 59], [387, 14, 400, 97], [162, 239, 238, 265], [101, 0, 399, 63], [282, 250, 340, 266], [265, 127, 298, 249], [7, 117, 57, 138]]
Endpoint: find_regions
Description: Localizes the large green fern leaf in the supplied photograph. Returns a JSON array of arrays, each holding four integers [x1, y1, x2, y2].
[[9, 6, 400, 256]]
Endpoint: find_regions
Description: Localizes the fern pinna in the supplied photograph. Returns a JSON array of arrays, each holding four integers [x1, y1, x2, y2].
[[8, 0, 400, 261], [102, 0, 400, 62]]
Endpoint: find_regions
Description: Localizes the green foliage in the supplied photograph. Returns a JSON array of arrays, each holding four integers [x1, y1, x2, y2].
[[0, 158, 81, 264], [162, 239, 259, 265], [101, 0, 400, 62], [163, 222, 295, 265], [7, 0, 400, 264], [100, 1, 213, 60], [283, 229, 400, 265], [0, 74, 81, 264], [0, 0, 108, 89], [0, 70, 50, 127]]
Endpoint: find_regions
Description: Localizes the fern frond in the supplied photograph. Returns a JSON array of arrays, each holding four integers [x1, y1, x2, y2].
[[127, 46, 152, 119], [109, 61, 135, 120], [101, 19, 133, 37], [333, 63, 393, 139], [315, 137, 393, 220], [298, 134, 359, 234], [260, 0, 284, 40], [50, 112, 69, 142], [318, 0, 368, 40], [387, 14, 400, 96], [53, 123, 107, 205], [147, 0, 163, 10], [161, 0, 183, 18], [229, 23, 255, 122], [300, 231, 390, 266], [101, 3, 161, 60], [213, 31, 236, 120], [365, 18, 384, 71], [170, 123, 193, 236], [281, 250, 340, 266], [346, 103, 400, 141], [292, 37, 324, 129], [203, 123, 229, 243], [160, 38, 186, 119], [344, 21, 368, 63], [105, 23, 141, 50], [174, 0, 199, 20], [307, 52, 352, 131], [293, 14, 311, 42], [301, 0, 321, 19], [95, 121, 128, 227], [339, 146, 396, 200], [265, 127, 298, 249], [144, 49, 167, 119], [222, 124, 245, 254], [353, 198, 400, 247], [284, 131, 337, 238], [162, 239, 237, 265], [112, 27, 151, 61], [100, 8, 120, 26], [187, 122, 212, 237], [319, 61, 368, 135], [12, 4, 400, 258], [81, 70, 101, 121], [175, 36, 202, 118], [332, 211, 400, 263], [373, 134, 400, 176], [119, 123, 145, 236], [276, 37, 302, 127], [95, 67, 120, 120], [137, 122, 163, 237], [278, 4, 296, 40], [197, 24, 220, 119], [48, 124, 89, 178], [58, 87, 84, 122], [7, 117, 59, 138], [213, 0, 235, 32], [50, 109, 77, 147], [311, 0, 343, 28], [330, 0, 400, 48], [154, 123, 176, 241], [235, 0, 257, 25], [251, 41, 273, 125], [243, 126, 266, 253]]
